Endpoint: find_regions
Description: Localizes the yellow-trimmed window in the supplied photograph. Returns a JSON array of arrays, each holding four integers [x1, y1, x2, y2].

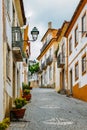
[[82, 12, 86, 36], [75, 62, 79, 81], [82, 53, 86, 75], [75, 26, 78, 47], [69, 36, 72, 55]]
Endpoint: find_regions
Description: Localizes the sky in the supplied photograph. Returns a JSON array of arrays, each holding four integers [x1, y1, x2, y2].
[[23, 0, 80, 60]]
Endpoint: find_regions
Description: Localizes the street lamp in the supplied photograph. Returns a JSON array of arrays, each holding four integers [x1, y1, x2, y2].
[[12, 26, 39, 62], [31, 27, 39, 41], [12, 26, 39, 43], [23, 27, 39, 42], [22, 26, 39, 59]]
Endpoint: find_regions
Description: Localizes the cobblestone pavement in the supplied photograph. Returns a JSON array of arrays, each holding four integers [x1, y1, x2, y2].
[[9, 88, 87, 130]]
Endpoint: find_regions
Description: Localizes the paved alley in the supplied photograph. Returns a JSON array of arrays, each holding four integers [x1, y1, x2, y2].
[[9, 88, 87, 130]]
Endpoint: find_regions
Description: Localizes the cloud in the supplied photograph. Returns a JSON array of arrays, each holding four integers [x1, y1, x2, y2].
[[23, 0, 80, 59], [24, 0, 80, 28]]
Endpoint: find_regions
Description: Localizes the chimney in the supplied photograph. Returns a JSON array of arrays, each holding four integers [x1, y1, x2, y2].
[[48, 22, 52, 29]]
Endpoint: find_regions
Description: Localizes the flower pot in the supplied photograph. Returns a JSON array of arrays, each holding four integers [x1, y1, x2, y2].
[[10, 108, 26, 120], [22, 94, 31, 101]]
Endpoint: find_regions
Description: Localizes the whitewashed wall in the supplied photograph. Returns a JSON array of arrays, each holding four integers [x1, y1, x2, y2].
[[20, 62, 24, 90], [55, 37, 67, 91], [0, 0, 4, 121], [55, 62, 60, 91], [5, 0, 13, 99], [68, 4, 87, 88], [39, 44, 54, 87]]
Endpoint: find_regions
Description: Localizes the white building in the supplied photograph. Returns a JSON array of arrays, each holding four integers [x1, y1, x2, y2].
[[0, 0, 4, 121], [37, 22, 58, 88], [0, 0, 26, 121], [55, 21, 69, 92], [65, 0, 87, 101]]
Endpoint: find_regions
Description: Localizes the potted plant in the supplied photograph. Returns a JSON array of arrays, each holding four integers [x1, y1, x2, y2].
[[22, 83, 29, 90], [0, 118, 10, 130], [22, 89, 31, 101], [10, 98, 27, 120], [23, 89, 30, 95]]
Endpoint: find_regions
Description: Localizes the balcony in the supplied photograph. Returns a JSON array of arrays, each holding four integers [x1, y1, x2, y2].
[[12, 27, 23, 62], [42, 61, 47, 70], [46, 56, 53, 65], [57, 53, 65, 68]]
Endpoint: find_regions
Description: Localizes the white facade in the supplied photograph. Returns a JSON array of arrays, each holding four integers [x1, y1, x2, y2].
[[55, 37, 67, 91], [38, 25, 58, 88], [0, 0, 26, 120], [68, 3, 87, 92], [0, 0, 4, 121], [4, 0, 13, 114], [12, 1, 26, 99], [55, 21, 69, 93], [0, 0, 13, 120], [39, 44, 55, 88]]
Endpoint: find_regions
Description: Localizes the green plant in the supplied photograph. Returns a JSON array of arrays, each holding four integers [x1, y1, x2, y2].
[[22, 83, 29, 90], [0, 122, 8, 130], [14, 98, 27, 109], [24, 89, 30, 95], [3, 118, 10, 125], [0, 118, 10, 130], [29, 62, 39, 75]]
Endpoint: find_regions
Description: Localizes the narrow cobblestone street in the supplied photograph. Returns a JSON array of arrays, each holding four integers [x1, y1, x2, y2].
[[9, 88, 87, 130]]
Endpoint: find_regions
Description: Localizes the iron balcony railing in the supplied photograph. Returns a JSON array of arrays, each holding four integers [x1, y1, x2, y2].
[[12, 27, 23, 52], [57, 53, 65, 68]]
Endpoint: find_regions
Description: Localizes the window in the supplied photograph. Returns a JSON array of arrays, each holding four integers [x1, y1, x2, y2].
[[12, 28, 21, 42], [62, 44, 65, 63], [75, 26, 78, 47], [82, 54, 86, 75], [69, 36, 72, 55], [6, 44, 11, 81], [82, 13, 86, 36], [75, 62, 79, 81]]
